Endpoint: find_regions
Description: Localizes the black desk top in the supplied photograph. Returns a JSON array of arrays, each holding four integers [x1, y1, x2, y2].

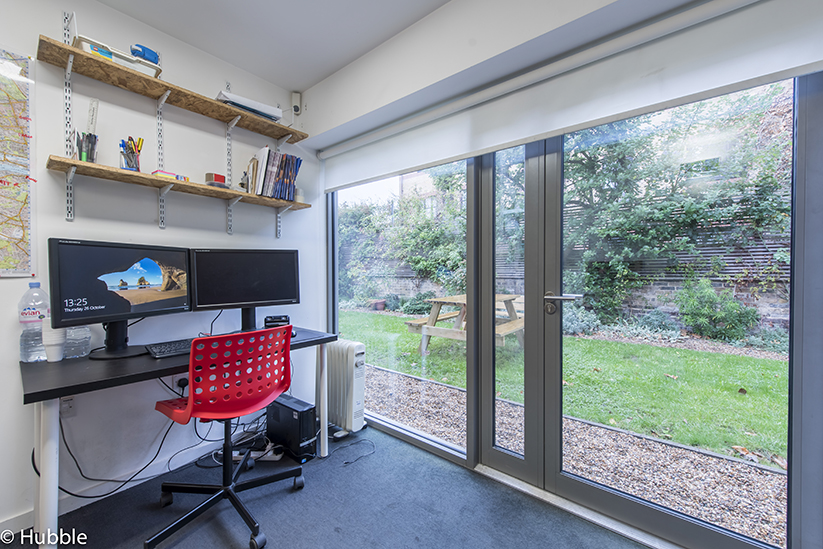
[[20, 326, 337, 405]]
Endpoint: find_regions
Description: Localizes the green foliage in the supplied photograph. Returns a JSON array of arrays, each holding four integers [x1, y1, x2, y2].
[[583, 261, 641, 324], [637, 308, 679, 332], [337, 201, 387, 299], [339, 296, 375, 309], [673, 278, 760, 341], [562, 305, 601, 335], [401, 291, 436, 315], [382, 293, 402, 311], [495, 146, 526, 264], [743, 326, 790, 354], [564, 82, 792, 322]]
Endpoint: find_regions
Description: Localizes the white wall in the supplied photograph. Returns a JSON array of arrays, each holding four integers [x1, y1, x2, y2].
[[322, 0, 823, 189], [1, 1, 326, 531], [301, 0, 620, 139]]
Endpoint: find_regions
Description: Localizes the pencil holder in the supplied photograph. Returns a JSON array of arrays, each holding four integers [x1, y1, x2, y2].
[[120, 150, 140, 172]]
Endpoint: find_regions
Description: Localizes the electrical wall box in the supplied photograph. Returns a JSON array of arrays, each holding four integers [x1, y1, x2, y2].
[[267, 394, 316, 463]]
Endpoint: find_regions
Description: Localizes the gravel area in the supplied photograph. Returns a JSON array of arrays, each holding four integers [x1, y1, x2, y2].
[[365, 364, 787, 548]]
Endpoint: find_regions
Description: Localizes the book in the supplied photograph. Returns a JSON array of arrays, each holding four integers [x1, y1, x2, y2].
[[251, 145, 269, 195], [262, 149, 281, 198]]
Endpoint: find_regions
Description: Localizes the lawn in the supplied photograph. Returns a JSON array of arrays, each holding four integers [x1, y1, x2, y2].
[[340, 310, 789, 462]]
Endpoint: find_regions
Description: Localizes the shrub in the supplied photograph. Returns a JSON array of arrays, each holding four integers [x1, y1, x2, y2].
[[383, 293, 402, 311], [563, 305, 601, 335], [601, 320, 681, 342], [744, 326, 789, 354], [339, 295, 374, 310], [673, 278, 759, 341], [583, 261, 641, 325], [401, 291, 436, 315], [637, 308, 679, 332]]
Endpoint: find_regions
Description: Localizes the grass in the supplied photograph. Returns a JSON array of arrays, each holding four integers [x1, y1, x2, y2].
[[340, 310, 789, 463]]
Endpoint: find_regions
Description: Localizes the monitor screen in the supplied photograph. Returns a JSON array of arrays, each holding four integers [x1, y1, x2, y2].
[[190, 248, 299, 330], [48, 238, 190, 358]]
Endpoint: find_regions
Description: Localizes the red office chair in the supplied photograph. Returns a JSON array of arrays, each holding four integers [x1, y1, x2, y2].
[[145, 327, 304, 549]]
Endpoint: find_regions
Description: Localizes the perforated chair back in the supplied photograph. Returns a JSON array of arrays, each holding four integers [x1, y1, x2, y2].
[[156, 326, 292, 425]]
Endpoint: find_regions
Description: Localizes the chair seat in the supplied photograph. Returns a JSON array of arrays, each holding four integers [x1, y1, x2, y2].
[[156, 397, 191, 425]]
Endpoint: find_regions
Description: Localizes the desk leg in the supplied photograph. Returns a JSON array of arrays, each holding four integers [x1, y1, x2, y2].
[[316, 343, 328, 458], [38, 399, 59, 548]]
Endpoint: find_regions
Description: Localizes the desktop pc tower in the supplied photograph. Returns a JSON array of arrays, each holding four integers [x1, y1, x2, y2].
[[267, 394, 316, 463]]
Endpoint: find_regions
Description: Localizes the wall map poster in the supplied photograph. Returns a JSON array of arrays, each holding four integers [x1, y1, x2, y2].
[[0, 47, 33, 276]]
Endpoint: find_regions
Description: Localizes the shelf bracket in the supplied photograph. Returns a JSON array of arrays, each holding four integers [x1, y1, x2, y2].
[[65, 166, 76, 221], [158, 183, 174, 229], [156, 90, 171, 171], [226, 115, 241, 188], [275, 134, 292, 151], [275, 205, 293, 239], [226, 196, 242, 235]]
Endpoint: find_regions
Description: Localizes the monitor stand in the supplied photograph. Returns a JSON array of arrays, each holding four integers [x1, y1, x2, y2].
[[88, 320, 148, 360], [241, 307, 257, 332]]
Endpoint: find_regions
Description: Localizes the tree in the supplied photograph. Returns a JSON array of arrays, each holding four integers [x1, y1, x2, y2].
[[563, 81, 792, 323], [382, 161, 467, 294]]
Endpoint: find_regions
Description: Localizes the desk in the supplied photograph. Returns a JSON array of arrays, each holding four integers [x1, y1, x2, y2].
[[405, 294, 524, 353], [20, 326, 336, 547]]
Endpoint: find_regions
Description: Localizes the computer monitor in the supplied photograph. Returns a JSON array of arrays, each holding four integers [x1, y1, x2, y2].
[[48, 238, 190, 360], [189, 248, 299, 331]]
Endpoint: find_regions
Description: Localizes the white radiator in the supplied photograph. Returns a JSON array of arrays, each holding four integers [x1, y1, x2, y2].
[[326, 339, 366, 434]]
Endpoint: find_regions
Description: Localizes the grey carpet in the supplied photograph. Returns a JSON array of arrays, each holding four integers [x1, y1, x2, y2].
[[50, 427, 646, 549]]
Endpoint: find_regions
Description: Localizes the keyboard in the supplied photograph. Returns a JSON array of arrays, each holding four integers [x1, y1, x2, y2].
[[146, 338, 194, 359]]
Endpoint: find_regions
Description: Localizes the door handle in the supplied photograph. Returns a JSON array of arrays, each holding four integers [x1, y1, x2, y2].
[[543, 292, 581, 315]]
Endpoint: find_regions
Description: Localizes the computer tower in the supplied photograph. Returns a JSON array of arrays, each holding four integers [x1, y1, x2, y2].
[[267, 394, 316, 463]]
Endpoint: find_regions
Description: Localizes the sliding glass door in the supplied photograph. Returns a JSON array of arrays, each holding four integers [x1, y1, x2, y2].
[[554, 80, 792, 548], [333, 71, 823, 549]]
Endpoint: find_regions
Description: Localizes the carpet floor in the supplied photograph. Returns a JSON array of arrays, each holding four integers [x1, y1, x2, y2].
[[46, 427, 647, 549]]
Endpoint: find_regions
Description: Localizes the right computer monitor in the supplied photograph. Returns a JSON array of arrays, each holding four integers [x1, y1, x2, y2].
[[189, 248, 300, 330]]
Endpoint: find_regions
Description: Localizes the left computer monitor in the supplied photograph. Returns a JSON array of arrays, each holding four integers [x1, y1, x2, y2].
[[48, 238, 190, 360]]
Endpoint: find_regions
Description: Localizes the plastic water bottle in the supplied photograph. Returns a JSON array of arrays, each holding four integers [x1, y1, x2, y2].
[[18, 282, 48, 362], [64, 325, 91, 359]]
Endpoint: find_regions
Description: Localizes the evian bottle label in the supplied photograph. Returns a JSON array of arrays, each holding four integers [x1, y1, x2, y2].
[[20, 307, 46, 323]]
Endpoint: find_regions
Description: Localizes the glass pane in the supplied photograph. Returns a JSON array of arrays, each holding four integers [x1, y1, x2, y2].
[[337, 161, 468, 450], [561, 81, 791, 547], [494, 145, 526, 454]]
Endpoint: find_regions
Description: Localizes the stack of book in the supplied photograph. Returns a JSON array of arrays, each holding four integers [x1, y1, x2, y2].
[[246, 145, 303, 201]]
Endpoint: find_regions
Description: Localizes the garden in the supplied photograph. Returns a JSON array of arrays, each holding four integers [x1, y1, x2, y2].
[[336, 80, 792, 471]]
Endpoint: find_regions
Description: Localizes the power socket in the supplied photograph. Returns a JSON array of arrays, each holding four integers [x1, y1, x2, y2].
[[171, 374, 189, 393], [60, 396, 76, 418]]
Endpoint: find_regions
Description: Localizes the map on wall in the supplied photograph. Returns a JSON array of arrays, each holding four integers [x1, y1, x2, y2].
[[0, 47, 33, 276]]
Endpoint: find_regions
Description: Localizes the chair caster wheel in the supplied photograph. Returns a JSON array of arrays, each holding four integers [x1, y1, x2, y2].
[[160, 491, 173, 507], [293, 475, 305, 490], [245, 458, 255, 471], [250, 532, 267, 549]]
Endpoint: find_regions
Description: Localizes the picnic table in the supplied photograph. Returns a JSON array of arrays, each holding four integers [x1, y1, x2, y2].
[[405, 294, 524, 354]]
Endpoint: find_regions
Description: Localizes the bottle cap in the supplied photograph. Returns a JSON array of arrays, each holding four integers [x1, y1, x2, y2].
[[29, 282, 40, 288]]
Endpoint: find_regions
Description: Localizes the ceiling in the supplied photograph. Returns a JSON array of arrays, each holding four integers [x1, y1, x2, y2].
[[96, 0, 452, 92]]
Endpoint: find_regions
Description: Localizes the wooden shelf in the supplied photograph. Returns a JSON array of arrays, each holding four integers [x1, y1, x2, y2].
[[37, 35, 307, 144], [47, 155, 310, 211]]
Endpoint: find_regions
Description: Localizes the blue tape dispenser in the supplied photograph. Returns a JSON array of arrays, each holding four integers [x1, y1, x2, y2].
[[130, 44, 160, 65]]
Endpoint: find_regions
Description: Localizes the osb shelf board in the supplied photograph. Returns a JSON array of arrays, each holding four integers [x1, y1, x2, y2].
[[47, 156, 310, 210], [37, 35, 308, 144]]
